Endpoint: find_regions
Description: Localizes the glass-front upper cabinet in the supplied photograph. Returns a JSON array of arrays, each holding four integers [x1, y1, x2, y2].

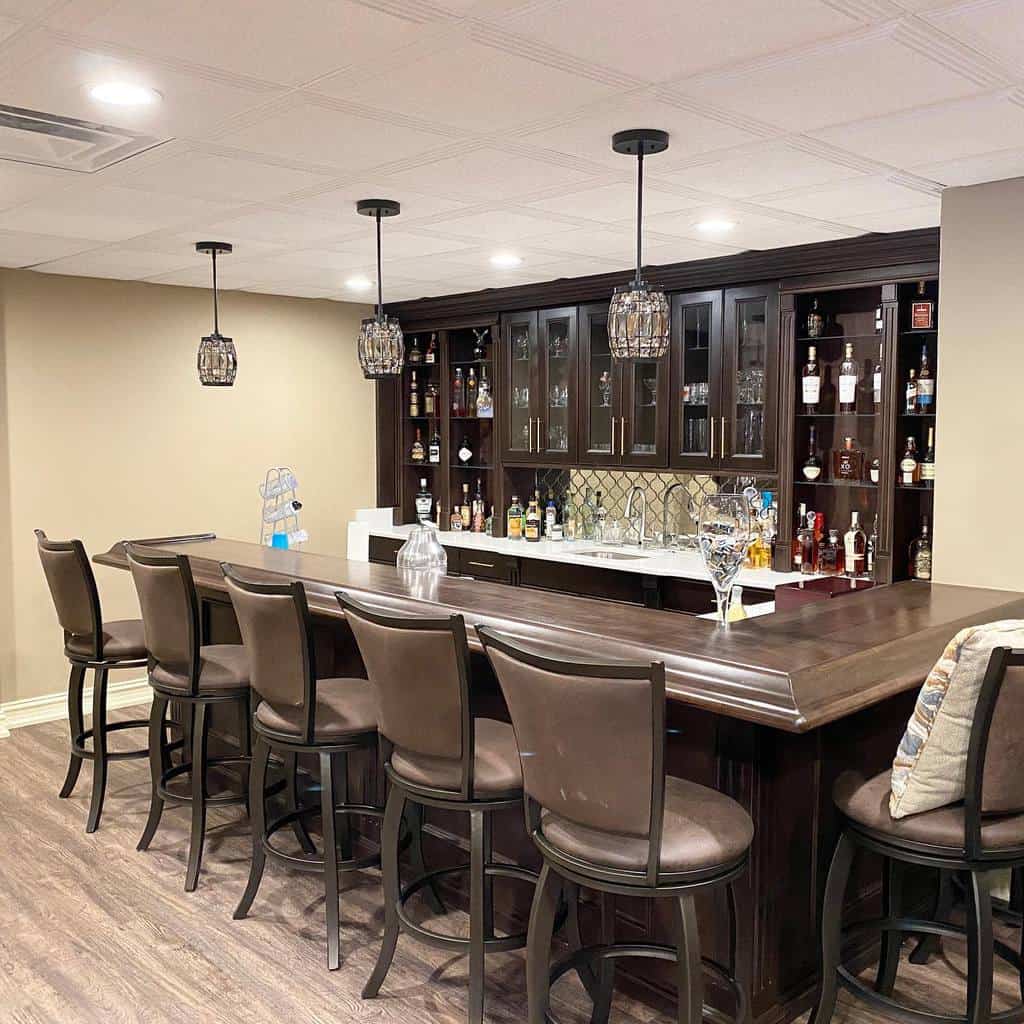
[[620, 355, 669, 466], [670, 290, 722, 470], [721, 284, 779, 473], [537, 307, 577, 463], [501, 311, 537, 462], [580, 303, 616, 462]]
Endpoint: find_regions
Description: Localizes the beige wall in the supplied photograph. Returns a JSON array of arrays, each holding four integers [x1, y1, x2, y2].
[[0, 269, 373, 703], [934, 178, 1023, 591]]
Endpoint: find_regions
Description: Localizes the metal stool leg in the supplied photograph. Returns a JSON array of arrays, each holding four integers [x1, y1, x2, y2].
[[284, 752, 315, 855], [809, 832, 856, 1024], [405, 800, 445, 915], [675, 893, 704, 1024], [137, 694, 170, 851], [320, 750, 341, 970], [727, 880, 752, 1024], [363, 785, 405, 998], [184, 703, 209, 892], [590, 894, 616, 1024], [526, 861, 562, 1024], [876, 857, 903, 996], [469, 809, 489, 1024], [561, 881, 600, 1006], [335, 752, 353, 862], [234, 736, 271, 920], [59, 663, 86, 799], [967, 870, 995, 1024], [85, 667, 109, 833], [910, 869, 955, 965]]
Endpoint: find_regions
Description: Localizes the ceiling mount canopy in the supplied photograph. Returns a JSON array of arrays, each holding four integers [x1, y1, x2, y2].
[[607, 128, 671, 361], [356, 198, 404, 380], [196, 241, 237, 387]]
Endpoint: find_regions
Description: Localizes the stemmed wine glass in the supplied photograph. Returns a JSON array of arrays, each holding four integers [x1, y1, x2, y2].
[[698, 493, 753, 624]]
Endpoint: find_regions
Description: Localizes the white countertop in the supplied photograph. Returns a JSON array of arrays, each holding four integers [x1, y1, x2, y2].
[[369, 523, 813, 590]]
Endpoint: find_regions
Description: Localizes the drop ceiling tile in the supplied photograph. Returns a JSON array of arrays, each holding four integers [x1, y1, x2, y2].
[[910, 146, 1024, 187], [413, 208, 565, 243], [928, 0, 1024, 71], [527, 255, 633, 279], [534, 224, 637, 263], [812, 93, 1024, 168], [144, 259, 269, 289], [498, 0, 858, 82], [649, 206, 859, 249], [758, 176, 938, 219], [117, 151, 336, 203], [0, 161, 76, 212], [0, 13, 21, 42], [652, 141, 867, 199], [118, 231, 284, 259], [0, 229, 103, 267], [72, 0, 424, 86], [525, 182, 704, 223], [0, 186, 234, 240], [327, 229, 480, 261], [199, 206, 354, 245], [841, 204, 941, 233], [677, 30, 989, 132], [216, 100, 450, 171], [641, 238, 746, 265], [32, 246, 193, 278], [324, 40, 619, 133]]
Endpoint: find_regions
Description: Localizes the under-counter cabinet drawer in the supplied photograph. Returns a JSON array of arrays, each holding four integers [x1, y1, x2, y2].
[[457, 551, 518, 584], [368, 536, 404, 565]]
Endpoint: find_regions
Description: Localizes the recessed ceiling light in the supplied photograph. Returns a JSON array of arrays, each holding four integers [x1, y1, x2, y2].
[[345, 275, 372, 291], [696, 218, 737, 234], [490, 252, 523, 268], [88, 82, 162, 106]]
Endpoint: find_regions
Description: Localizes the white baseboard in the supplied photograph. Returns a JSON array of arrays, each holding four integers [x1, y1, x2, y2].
[[0, 677, 151, 734]]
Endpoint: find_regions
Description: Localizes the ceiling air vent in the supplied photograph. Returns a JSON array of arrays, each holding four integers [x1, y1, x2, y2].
[[0, 103, 168, 173]]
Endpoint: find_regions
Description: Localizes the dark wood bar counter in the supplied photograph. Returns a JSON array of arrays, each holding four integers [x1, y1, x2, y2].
[[97, 535, 1024, 1023]]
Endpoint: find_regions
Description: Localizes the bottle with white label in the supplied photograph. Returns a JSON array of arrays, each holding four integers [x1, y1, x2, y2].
[[838, 342, 858, 413], [415, 478, 433, 523], [872, 344, 882, 407], [905, 368, 918, 414], [900, 436, 920, 485], [844, 510, 866, 578], [802, 345, 821, 414], [802, 424, 822, 481], [921, 426, 935, 486], [916, 345, 935, 412], [457, 436, 473, 465]]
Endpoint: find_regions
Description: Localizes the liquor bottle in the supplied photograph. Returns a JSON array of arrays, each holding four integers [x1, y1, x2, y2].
[[905, 368, 918, 414], [909, 515, 932, 580], [899, 436, 920, 485], [428, 429, 441, 465], [792, 502, 807, 569], [451, 368, 465, 417], [506, 496, 523, 539], [802, 345, 822, 414], [818, 529, 844, 576], [874, 305, 884, 333], [806, 298, 824, 338], [832, 436, 864, 482], [524, 497, 541, 542], [844, 510, 867, 578], [532, 489, 543, 537], [562, 492, 578, 542], [450, 504, 464, 531], [921, 426, 936, 486], [415, 478, 432, 523], [471, 478, 485, 533], [410, 427, 425, 464], [475, 369, 493, 418], [873, 343, 882, 407], [409, 371, 420, 418], [802, 424, 822, 481], [408, 336, 422, 364], [460, 484, 471, 530], [593, 490, 607, 543], [910, 281, 934, 330], [798, 511, 816, 575], [424, 333, 437, 364], [866, 518, 878, 579], [838, 341, 858, 413], [579, 489, 595, 541], [726, 586, 747, 622], [466, 367, 478, 416], [424, 382, 437, 417], [544, 491, 558, 537], [916, 345, 934, 413], [457, 436, 473, 465], [869, 455, 881, 484], [485, 506, 494, 537]]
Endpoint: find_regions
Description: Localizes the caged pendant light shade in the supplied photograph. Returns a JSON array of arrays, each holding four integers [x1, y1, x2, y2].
[[196, 241, 237, 386], [355, 199, 404, 379], [607, 129, 671, 360]]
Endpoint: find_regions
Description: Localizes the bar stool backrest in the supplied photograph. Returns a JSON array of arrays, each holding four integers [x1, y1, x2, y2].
[[478, 626, 666, 885], [222, 567, 316, 742], [126, 545, 201, 695], [35, 529, 104, 660], [965, 647, 1024, 857], [336, 590, 473, 800]]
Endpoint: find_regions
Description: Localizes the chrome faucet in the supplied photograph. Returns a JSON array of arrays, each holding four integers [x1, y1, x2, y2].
[[625, 485, 648, 548], [661, 481, 688, 550]]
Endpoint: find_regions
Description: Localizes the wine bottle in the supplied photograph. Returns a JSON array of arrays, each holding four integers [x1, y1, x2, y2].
[[916, 345, 934, 412], [838, 342, 858, 413], [802, 345, 821, 414], [844, 511, 866, 578], [921, 426, 935, 486]]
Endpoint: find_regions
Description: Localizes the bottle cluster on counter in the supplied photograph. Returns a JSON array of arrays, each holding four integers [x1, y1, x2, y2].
[[506, 489, 604, 543]]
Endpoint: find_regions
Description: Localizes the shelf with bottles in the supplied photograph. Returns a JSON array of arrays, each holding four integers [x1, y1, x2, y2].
[[451, 462, 493, 471], [795, 479, 878, 490]]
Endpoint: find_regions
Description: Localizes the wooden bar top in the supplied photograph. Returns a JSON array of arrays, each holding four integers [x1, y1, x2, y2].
[[97, 535, 1024, 734]]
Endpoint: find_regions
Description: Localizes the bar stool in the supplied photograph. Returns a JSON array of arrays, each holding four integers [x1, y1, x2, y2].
[[340, 591, 577, 1024], [127, 545, 252, 891], [810, 646, 1024, 1024], [224, 568, 384, 970], [478, 626, 755, 1024], [35, 530, 153, 833]]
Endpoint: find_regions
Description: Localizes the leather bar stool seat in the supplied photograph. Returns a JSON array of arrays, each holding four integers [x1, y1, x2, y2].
[[540, 775, 754, 877], [835, 769, 1024, 854], [65, 619, 146, 661], [151, 644, 250, 694], [254, 676, 377, 740], [390, 718, 522, 797]]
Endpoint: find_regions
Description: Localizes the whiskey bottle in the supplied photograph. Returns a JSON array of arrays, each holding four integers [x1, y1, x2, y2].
[[424, 382, 438, 417], [798, 511, 816, 575], [910, 281, 934, 330], [524, 497, 541, 542], [457, 436, 473, 465], [838, 341, 858, 413], [866, 518, 878, 579], [899, 436, 920, 486], [506, 495, 523, 539], [844, 510, 867, 578], [832, 436, 864, 482], [869, 455, 881, 484], [428, 429, 441, 465], [818, 529, 844, 576], [916, 345, 934, 413], [460, 484, 471, 530], [409, 371, 420, 418], [451, 368, 465, 417], [806, 298, 824, 338], [921, 426, 936, 486], [450, 504, 464, 532], [410, 427, 425, 464], [424, 333, 437, 364], [415, 478, 432, 523], [873, 343, 882, 407], [475, 369, 493, 419], [909, 515, 932, 580], [802, 424, 822, 481], [905, 368, 918, 414], [466, 367, 478, 417], [471, 478, 485, 533], [792, 501, 807, 569], [408, 336, 422, 364], [802, 345, 822, 413]]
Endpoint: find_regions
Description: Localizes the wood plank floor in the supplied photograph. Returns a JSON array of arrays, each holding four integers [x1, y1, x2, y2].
[[1, 705, 1019, 1024]]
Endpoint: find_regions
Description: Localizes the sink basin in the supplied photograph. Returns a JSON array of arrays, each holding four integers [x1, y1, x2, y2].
[[573, 548, 651, 561]]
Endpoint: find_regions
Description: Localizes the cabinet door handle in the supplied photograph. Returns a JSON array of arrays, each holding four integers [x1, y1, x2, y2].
[[620, 417, 626, 456], [720, 416, 727, 459], [528, 417, 534, 453], [466, 560, 496, 569], [538, 417, 544, 451], [610, 417, 616, 455], [709, 416, 715, 458]]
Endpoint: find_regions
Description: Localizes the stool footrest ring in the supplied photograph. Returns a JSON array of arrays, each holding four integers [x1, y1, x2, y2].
[[157, 755, 252, 806], [71, 719, 161, 761], [263, 804, 384, 873]]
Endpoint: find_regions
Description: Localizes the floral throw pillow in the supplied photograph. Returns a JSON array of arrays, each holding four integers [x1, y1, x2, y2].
[[890, 620, 1024, 819]]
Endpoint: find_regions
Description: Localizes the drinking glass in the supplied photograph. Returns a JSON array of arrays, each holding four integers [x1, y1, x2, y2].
[[698, 493, 753, 624]]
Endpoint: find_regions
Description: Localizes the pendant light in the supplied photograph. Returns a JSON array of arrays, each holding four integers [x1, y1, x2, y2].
[[607, 129, 671, 360], [355, 199, 404, 379], [196, 241, 237, 386]]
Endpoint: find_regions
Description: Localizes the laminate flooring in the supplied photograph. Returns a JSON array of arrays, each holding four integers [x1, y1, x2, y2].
[[0, 706, 1019, 1023]]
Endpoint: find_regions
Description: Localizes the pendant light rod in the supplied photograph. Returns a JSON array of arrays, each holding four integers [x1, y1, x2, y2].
[[357, 199, 400, 324], [635, 149, 644, 287], [376, 210, 384, 323], [196, 241, 232, 335], [212, 247, 219, 334]]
